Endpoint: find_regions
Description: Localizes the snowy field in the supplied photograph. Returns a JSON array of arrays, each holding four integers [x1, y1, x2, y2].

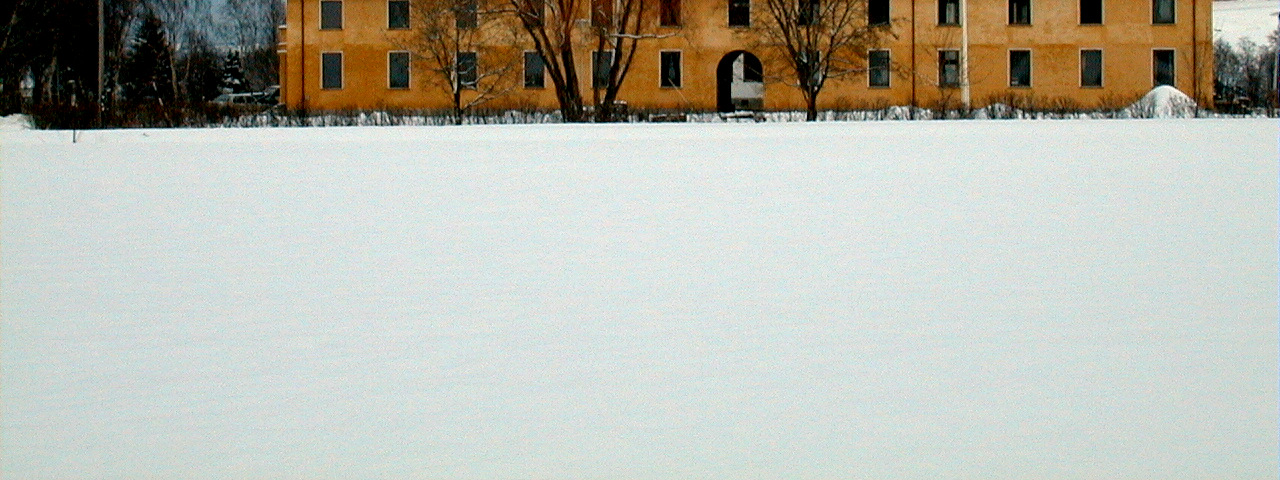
[[1215, 0, 1279, 44], [2, 119, 1277, 480]]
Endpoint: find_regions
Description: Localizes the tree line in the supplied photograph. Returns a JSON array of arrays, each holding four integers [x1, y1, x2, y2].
[[1214, 29, 1279, 114], [0, 0, 283, 125]]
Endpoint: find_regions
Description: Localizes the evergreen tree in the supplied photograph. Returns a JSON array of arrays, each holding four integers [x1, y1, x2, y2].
[[121, 12, 175, 104], [220, 50, 247, 93]]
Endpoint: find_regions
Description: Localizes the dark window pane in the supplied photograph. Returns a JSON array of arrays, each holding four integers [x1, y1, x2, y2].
[[388, 0, 410, 29], [798, 0, 819, 25], [1009, 50, 1031, 86], [660, 0, 680, 26], [1154, 49, 1175, 86], [593, 50, 613, 89], [457, 51, 477, 89], [869, 0, 889, 25], [939, 50, 959, 86], [1008, 0, 1029, 24], [938, 0, 959, 25], [1081, 49, 1102, 86], [1080, 0, 1102, 24], [729, 0, 750, 26], [661, 51, 681, 87], [592, 0, 612, 27], [456, 0, 478, 29], [869, 50, 890, 87], [322, 52, 342, 89], [524, 51, 545, 88], [321, 0, 342, 29], [389, 52, 410, 89], [1153, 0, 1173, 23]]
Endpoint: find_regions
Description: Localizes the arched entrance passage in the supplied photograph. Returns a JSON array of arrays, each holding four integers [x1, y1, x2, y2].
[[716, 51, 764, 112]]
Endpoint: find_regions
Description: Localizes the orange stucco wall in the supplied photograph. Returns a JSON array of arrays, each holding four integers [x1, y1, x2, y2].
[[279, 0, 1213, 112]]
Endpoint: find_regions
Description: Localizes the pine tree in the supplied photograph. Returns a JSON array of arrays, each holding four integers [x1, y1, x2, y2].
[[220, 50, 247, 93], [121, 12, 174, 104]]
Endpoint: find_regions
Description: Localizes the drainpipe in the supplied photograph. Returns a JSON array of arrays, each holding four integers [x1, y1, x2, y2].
[[910, 0, 916, 118], [300, 0, 307, 111], [1191, 0, 1198, 107], [960, 0, 970, 110]]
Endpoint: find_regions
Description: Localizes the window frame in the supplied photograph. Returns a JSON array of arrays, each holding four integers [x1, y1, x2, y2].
[[388, 0, 410, 29], [1152, 0, 1174, 24], [1153, 48, 1176, 87], [320, 0, 343, 30], [1080, 48, 1103, 87], [456, 51, 478, 89], [321, 51, 343, 90], [868, 49, 890, 88], [659, 50, 682, 88], [728, 0, 751, 27], [593, 50, 615, 89], [523, 50, 546, 88], [388, 50, 411, 89], [660, 0, 681, 26], [938, 49, 960, 87], [1079, 0, 1103, 25], [1008, 49, 1031, 87], [1008, 0, 1030, 25], [868, 0, 890, 25], [938, 0, 960, 25]]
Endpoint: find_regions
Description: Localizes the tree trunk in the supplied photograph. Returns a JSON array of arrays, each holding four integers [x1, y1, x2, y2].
[[805, 90, 818, 121]]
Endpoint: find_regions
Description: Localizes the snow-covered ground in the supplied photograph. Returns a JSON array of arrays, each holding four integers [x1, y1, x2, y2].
[[1215, 0, 1279, 44], [2, 120, 1277, 480]]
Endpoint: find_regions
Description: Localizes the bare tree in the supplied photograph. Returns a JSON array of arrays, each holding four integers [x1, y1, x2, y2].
[[509, 0, 669, 122], [757, 0, 890, 120], [401, 0, 521, 124], [220, 0, 285, 90]]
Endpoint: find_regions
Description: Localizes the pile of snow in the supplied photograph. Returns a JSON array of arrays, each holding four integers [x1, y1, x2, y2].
[[1214, 0, 1279, 44], [1128, 85, 1200, 118], [0, 114, 32, 131]]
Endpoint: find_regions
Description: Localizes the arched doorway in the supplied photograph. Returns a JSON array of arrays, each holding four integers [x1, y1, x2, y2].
[[716, 51, 764, 112]]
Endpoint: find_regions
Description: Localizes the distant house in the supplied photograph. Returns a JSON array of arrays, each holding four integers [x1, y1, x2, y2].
[[277, 0, 1213, 112]]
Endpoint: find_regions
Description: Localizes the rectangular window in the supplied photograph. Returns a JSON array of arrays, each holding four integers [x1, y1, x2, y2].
[[1080, 0, 1102, 24], [593, 50, 614, 89], [322, 52, 343, 89], [869, 50, 890, 87], [1153, 0, 1174, 23], [320, 0, 343, 29], [660, 51, 682, 88], [1008, 0, 1030, 24], [457, 0, 478, 28], [869, 0, 889, 25], [798, 0, 819, 25], [524, 51, 545, 88], [729, 0, 750, 26], [389, 51, 410, 89], [1080, 49, 1102, 87], [660, 0, 681, 26], [1153, 49, 1175, 86], [1009, 50, 1031, 87], [938, 0, 959, 25], [388, 0, 410, 29], [456, 51, 477, 89], [939, 50, 960, 87]]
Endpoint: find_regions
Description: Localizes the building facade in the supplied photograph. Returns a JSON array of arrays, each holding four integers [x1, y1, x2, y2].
[[278, 0, 1213, 112]]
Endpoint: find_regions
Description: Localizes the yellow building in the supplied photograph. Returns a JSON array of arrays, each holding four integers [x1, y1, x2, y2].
[[278, 0, 1213, 113]]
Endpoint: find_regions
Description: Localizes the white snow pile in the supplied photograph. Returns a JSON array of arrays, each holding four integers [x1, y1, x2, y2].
[[1127, 85, 1200, 118], [0, 114, 32, 131]]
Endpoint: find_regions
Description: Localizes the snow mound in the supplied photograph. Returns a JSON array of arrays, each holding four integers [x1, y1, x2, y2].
[[1128, 86, 1199, 118], [0, 114, 33, 131]]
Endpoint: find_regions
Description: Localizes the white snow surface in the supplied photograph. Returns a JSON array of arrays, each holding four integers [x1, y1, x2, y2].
[[1215, 0, 1280, 44], [2, 120, 1277, 480], [1130, 85, 1201, 118], [0, 114, 32, 131]]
